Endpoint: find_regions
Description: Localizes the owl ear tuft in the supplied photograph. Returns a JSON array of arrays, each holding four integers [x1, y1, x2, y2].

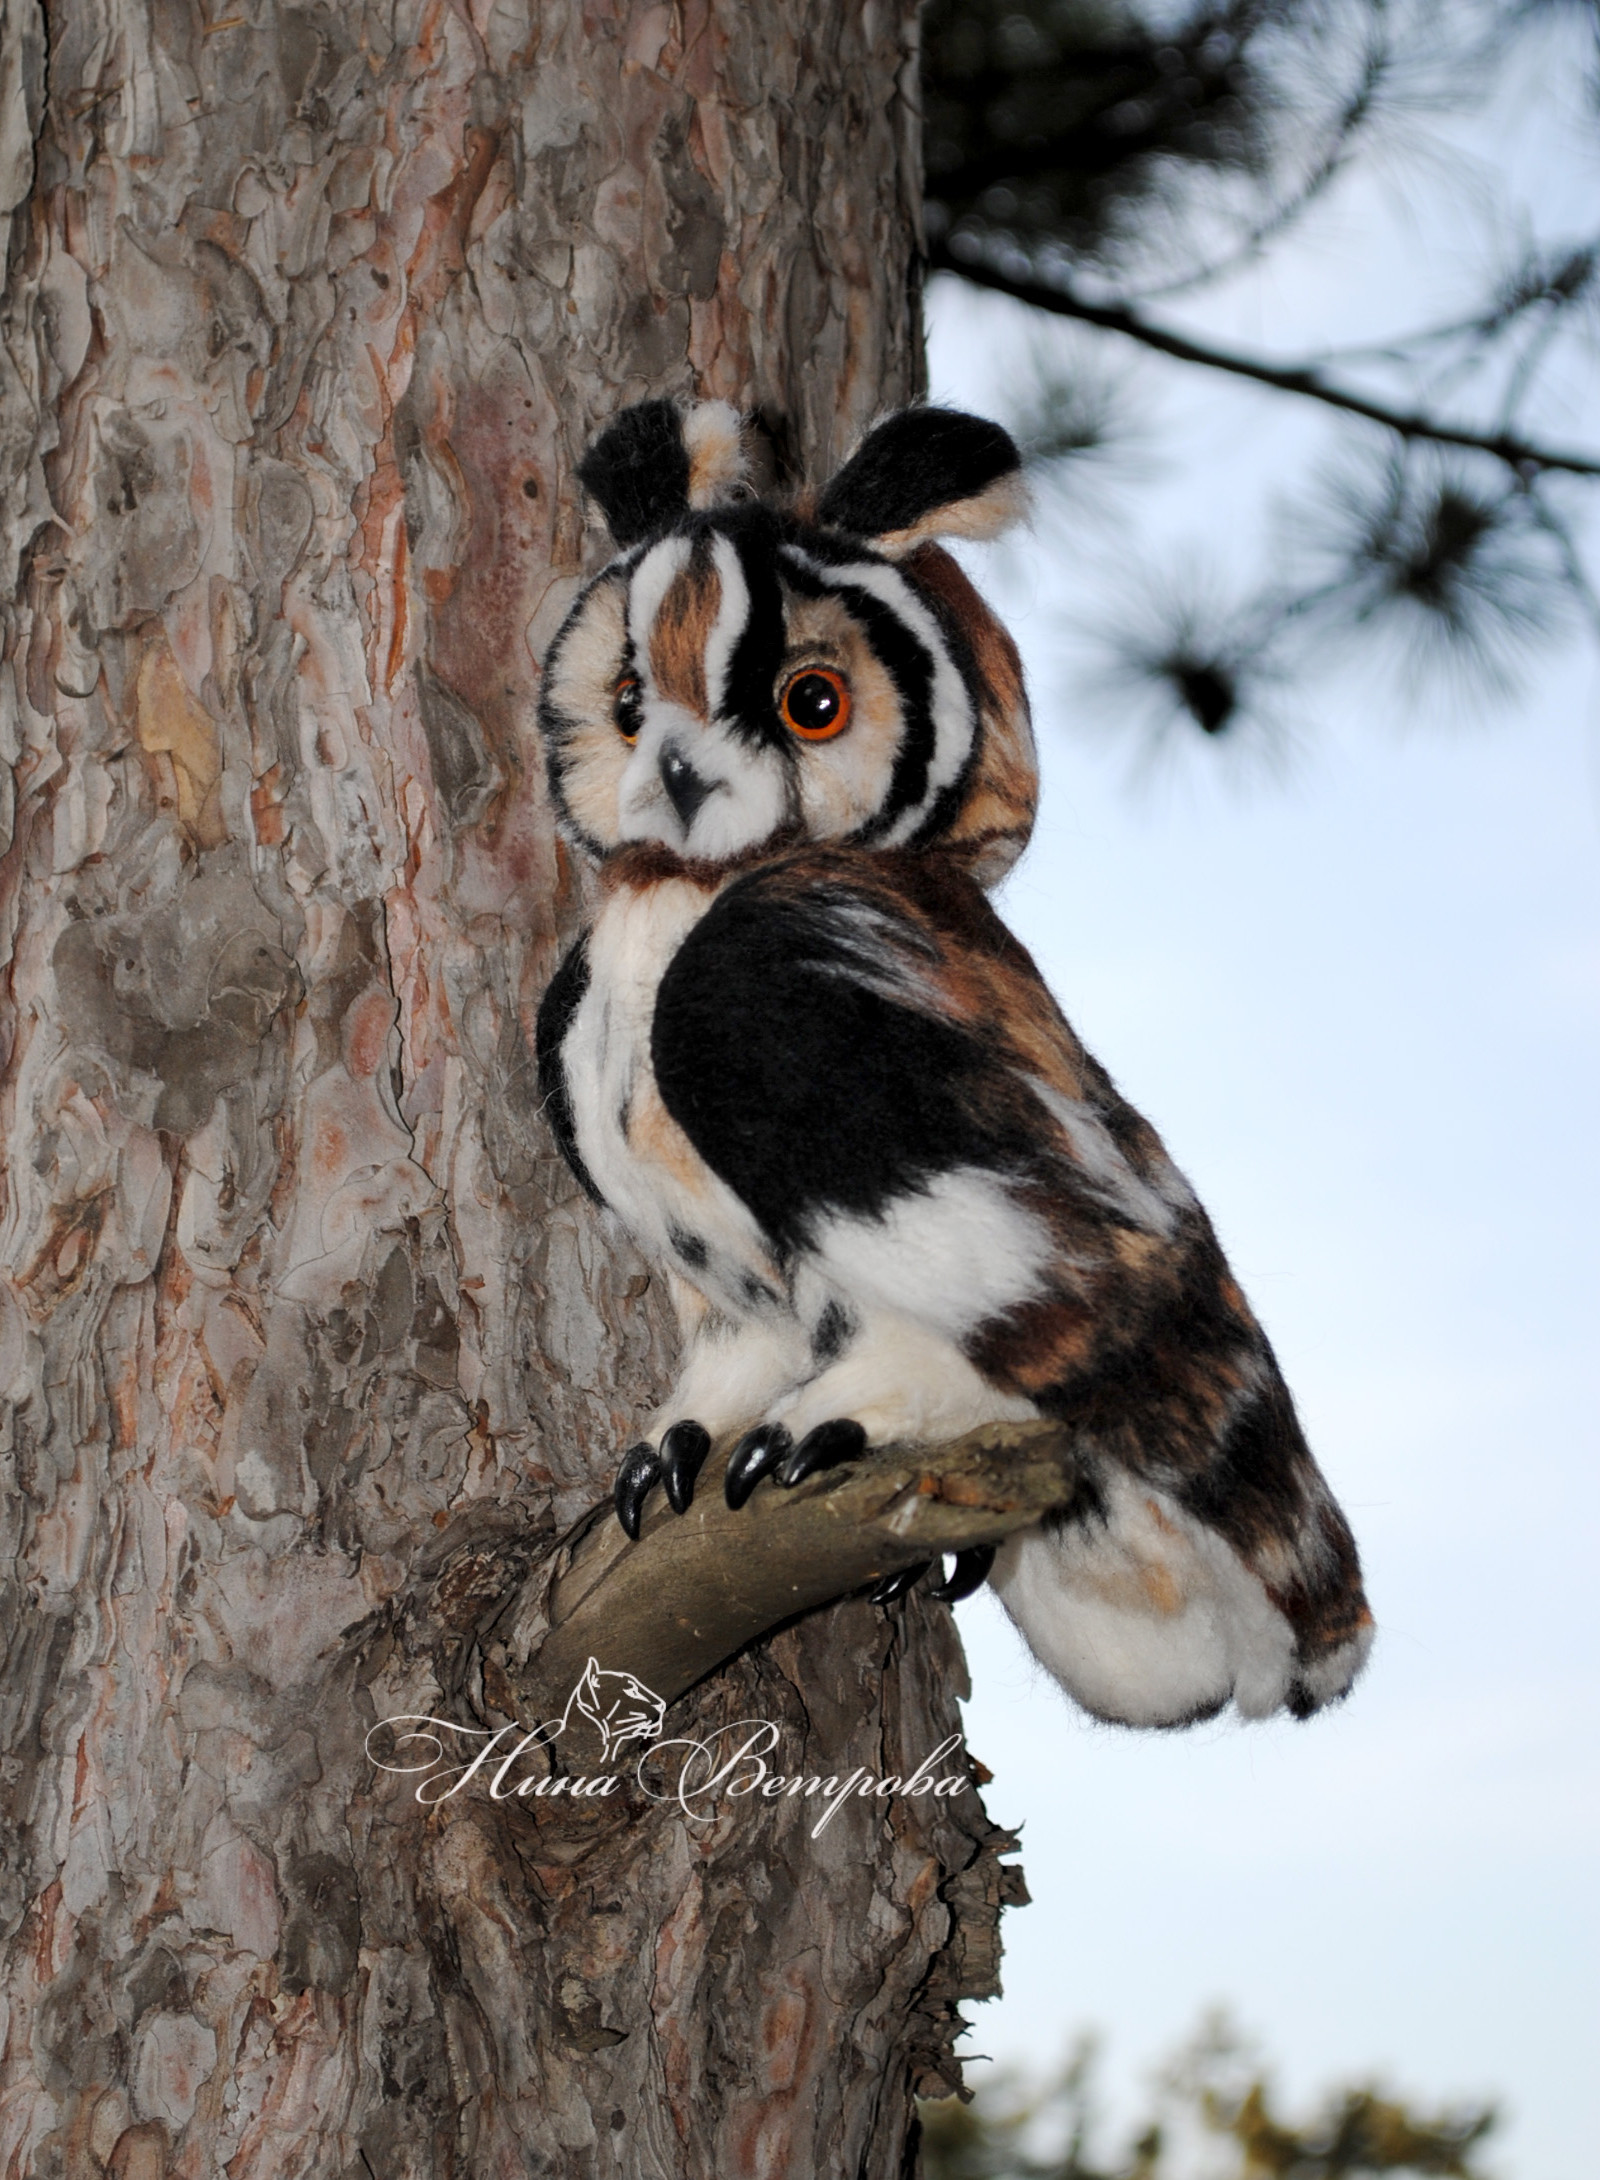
[[577, 400, 688, 548], [816, 407, 1028, 558], [683, 401, 748, 509], [577, 399, 749, 548]]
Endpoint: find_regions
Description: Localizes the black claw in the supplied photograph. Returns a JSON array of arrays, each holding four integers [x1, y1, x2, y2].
[[927, 1545, 996, 1604], [724, 1423, 793, 1510], [777, 1417, 867, 1489], [869, 1562, 930, 1606], [660, 1420, 711, 1514], [614, 1442, 661, 1540]]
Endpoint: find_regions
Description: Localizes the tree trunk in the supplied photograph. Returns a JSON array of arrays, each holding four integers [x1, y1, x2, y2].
[[0, 2, 1024, 2174]]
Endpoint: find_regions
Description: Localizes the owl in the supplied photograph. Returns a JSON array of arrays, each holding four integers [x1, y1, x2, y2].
[[534, 398, 1373, 1728]]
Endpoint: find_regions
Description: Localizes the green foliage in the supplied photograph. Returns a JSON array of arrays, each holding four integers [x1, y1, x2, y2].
[[917, 2021, 1500, 2180]]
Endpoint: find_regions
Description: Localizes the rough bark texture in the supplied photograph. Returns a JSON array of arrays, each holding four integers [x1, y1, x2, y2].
[[0, 3, 1025, 2175]]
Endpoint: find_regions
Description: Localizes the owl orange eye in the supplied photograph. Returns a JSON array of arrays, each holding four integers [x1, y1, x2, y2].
[[780, 668, 851, 741], [614, 674, 642, 742]]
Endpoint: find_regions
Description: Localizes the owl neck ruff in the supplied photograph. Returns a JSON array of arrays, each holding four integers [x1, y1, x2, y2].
[[538, 401, 1038, 888]]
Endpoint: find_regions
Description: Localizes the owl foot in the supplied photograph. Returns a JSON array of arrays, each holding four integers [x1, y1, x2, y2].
[[724, 1423, 792, 1509], [660, 1420, 712, 1512], [613, 1443, 659, 1539], [724, 1417, 868, 1508], [777, 1417, 867, 1487], [930, 1544, 996, 1601], [619, 1416, 872, 1536], [868, 1562, 927, 1605], [613, 1420, 712, 1538], [868, 1545, 996, 1608]]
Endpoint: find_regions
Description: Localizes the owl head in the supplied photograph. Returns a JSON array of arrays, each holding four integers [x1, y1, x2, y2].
[[538, 400, 1037, 882]]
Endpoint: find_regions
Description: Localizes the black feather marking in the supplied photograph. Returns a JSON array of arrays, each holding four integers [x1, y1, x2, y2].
[[812, 1299, 853, 1362], [535, 937, 605, 1206], [651, 865, 1034, 1255], [577, 399, 691, 547], [668, 1224, 709, 1271], [711, 508, 791, 745], [1179, 1370, 1309, 1547], [1040, 1467, 1109, 1535], [844, 584, 940, 839], [818, 408, 1021, 541], [898, 553, 992, 846], [777, 547, 941, 839], [1176, 1369, 1368, 1672]]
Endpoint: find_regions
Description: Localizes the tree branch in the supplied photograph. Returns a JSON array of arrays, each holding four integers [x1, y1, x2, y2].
[[495, 1420, 1079, 1721], [1114, 40, 1394, 311], [931, 242, 1600, 479]]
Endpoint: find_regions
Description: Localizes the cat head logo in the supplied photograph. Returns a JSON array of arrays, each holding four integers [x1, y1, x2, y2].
[[554, 1658, 667, 1765]]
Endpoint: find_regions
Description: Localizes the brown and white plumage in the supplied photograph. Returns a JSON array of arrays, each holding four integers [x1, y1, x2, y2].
[[535, 400, 1373, 1728]]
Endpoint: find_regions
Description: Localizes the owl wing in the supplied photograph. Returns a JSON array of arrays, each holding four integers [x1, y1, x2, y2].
[[652, 844, 1372, 1722]]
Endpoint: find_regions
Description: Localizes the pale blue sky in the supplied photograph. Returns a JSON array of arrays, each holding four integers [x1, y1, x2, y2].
[[924, 41, 1600, 2170]]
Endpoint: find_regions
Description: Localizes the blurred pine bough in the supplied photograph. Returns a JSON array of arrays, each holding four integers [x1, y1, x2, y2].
[[918, 2013, 1498, 2180], [920, 1, 1600, 749]]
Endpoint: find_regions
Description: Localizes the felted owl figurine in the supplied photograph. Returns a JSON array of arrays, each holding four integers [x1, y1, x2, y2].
[[535, 397, 1374, 1728]]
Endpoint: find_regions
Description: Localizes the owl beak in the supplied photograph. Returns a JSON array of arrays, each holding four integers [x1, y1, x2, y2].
[[658, 742, 714, 831]]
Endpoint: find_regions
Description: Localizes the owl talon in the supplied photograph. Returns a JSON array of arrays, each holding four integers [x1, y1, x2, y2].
[[614, 1442, 661, 1540], [660, 1420, 711, 1514], [869, 1562, 930, 1606], [926, 1545, 996, 1603], [724, 1423, 794, 1510], [777, 1418, 867, 1489]]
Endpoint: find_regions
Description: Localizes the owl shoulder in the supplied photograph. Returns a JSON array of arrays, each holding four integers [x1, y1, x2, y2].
[[647, 846, 1081, 1251]]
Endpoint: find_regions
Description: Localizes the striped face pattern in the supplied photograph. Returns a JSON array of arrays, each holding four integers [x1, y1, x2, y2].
[[539, 402, 1038, 885]]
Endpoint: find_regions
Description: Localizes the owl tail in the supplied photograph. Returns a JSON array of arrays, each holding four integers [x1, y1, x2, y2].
[[988, 1471, 1374, 1728]]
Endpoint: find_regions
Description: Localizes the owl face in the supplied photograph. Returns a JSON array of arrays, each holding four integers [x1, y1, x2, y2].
[[539, 402, 1039, 882]]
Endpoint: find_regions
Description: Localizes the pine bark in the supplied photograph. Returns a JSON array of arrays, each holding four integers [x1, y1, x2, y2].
[[0, 3, 1023, 2174]]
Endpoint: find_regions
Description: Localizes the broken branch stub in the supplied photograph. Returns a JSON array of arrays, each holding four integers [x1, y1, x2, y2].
[[504, 1419, 1079, 1716]]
